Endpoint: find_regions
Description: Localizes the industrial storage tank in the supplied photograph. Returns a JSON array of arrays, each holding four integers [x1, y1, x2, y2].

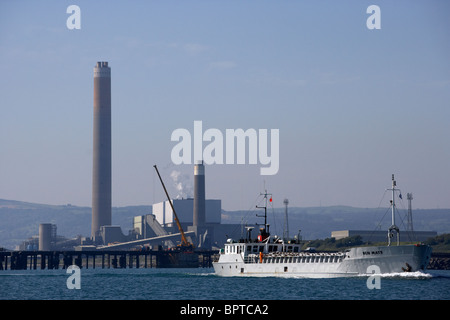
[[39, 223, 53, 251]]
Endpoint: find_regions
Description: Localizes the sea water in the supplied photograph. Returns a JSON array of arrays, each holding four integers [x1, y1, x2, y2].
[[0, 268, 449, 300]]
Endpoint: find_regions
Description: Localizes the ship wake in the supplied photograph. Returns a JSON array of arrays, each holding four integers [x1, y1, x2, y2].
[[360, 270, 433, 279]]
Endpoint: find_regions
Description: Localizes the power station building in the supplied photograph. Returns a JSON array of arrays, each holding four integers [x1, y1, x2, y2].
[[152, 199, 221, 230], [132, 200, 239, 249], [131, 163, 240, 249]]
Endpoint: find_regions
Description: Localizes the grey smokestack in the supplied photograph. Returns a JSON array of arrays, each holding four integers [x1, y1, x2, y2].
[[193, 161, 205, 227], [91, 61, 112, 240]]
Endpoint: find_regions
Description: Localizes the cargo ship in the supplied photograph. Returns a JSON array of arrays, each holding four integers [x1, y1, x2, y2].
[[213, 175, 432, 277]]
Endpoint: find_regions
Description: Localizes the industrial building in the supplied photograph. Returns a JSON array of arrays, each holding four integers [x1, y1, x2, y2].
[[18, 223, 80, 251], [152, 199, 221, 229], [77, 161, 240, 251], [132, 199, 239, 250], [331, 230, 437, 243]]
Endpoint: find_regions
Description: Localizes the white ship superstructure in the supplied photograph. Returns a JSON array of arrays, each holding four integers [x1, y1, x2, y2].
[[213, 175, 432, 277]]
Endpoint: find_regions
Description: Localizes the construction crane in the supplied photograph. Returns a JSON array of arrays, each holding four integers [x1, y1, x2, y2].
[[153, 165, 193, 250]]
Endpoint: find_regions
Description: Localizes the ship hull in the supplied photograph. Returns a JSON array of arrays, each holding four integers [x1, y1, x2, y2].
[[213, 244, 432, 278]]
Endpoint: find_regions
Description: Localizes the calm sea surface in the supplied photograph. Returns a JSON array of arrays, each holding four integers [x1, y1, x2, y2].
[[1, 268, 449, 301]]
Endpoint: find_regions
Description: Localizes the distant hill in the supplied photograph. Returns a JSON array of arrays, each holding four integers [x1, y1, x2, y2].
[[0, 199, 449, 250]]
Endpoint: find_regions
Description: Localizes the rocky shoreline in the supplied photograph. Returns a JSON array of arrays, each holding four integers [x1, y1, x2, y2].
[[427, 253, 450, 270]]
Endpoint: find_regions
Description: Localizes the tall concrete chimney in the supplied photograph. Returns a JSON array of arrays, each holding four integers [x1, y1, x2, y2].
[[193, 161, 205, 227], [91, 61, 112, 240]]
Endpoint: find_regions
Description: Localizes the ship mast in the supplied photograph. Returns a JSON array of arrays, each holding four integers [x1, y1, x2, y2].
[[387, 174, 400, 246], [256, 189, 272, 240], [283, 198, 289, 241]]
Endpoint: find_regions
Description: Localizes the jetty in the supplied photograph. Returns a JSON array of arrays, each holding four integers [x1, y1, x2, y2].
[[0, 249, 216, 270]]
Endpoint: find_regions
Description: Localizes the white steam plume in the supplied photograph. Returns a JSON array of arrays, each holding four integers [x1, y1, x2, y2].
[[170, 170, 193, 199]]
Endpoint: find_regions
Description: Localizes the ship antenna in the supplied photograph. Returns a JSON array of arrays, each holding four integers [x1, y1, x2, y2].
[[283, 198, 289, 241], [387, 174, 400, 246], [256, 189, 272, 238]]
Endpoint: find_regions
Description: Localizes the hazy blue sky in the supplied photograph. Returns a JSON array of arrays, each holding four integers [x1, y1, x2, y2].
[[1, 1, 449, 211]]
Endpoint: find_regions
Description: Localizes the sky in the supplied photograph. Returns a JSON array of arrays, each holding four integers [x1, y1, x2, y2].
[[0, 1, 449, 211]]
